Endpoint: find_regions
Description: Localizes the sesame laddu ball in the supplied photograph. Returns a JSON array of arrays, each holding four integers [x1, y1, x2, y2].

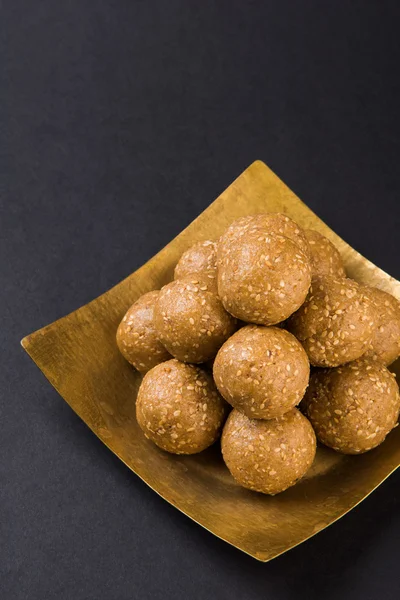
[[361, 286, 400, 366], [220, 213, 310, 259], [302, 359, 400, 454], [116, 291, 171, 372], [221, 409, 316, 495], [174, 240, 217, 287], [136, 359, 228, 454], [217, 226, 311, 325], [213, 325, 310, 419], [304, 230, 346, 279], [154, 275, 237, 363], [287, 276, 375, 367]]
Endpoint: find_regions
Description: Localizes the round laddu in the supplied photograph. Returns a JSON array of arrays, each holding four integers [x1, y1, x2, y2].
[[217, 228, 311, 325], [219, 213, 310, 259], [213, 325, 310, 419], [174, 240, 217, 287], [136, 360, 228, 454], [361, 286, 400, 366], [221, 409, 316, 495], [154, 275, 237, 363], [304, 229, 346, 279], [116, 291, 171, 372], [287, 276, 375, 367], [302, 359, 400, 454]]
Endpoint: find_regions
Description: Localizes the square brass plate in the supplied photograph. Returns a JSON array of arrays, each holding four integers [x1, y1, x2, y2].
[[22, 161, 400, 561]]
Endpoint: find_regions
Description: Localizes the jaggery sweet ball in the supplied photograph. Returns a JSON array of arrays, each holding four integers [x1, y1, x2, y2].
[[217, 220, 311, 325], [287, 276, 375, 367], [174, 240, 217, 287], [304, 229, 346, 279], [116, 291, 171, 372], [302, 358, 400, 454], [213, 325, 310, 419], [136, 359, 228, 454], [154, 275, 237, 363], [361, 286, 400, 366], [221, 409, 316, 495], [220, 213, 310, 259]]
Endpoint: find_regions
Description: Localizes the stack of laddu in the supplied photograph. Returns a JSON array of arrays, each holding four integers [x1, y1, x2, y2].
[[116, 213, 400, 495]]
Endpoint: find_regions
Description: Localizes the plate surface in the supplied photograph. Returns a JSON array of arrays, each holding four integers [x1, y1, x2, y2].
[[22, 161, 400, 561]]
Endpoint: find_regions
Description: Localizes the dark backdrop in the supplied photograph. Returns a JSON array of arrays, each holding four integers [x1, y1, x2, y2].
[[2, 1, 400, 599]]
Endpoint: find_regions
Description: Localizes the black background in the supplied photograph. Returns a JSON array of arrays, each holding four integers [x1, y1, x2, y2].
[[2, 1, 400, 599]]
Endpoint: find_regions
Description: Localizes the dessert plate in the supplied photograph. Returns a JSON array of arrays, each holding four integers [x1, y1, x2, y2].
[[21, 161, 400, 561]]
